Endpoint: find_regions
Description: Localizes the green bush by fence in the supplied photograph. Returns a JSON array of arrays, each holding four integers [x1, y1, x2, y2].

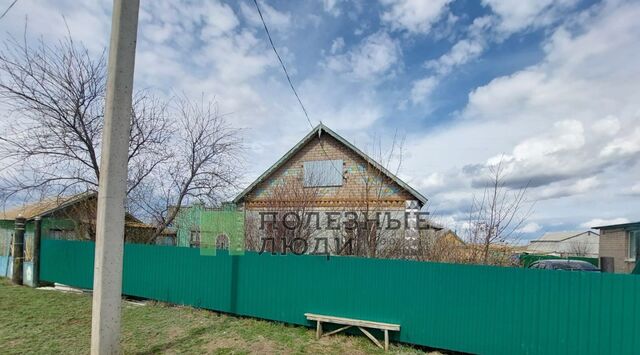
[[40, 239, 640, 355]]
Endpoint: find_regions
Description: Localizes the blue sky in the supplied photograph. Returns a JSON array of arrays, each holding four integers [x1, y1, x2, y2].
[[0, 0, 639, 242]]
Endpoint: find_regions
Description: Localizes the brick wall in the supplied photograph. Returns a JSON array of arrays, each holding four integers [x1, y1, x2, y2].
[[245, 133, 416, 206], [599, 228, 635, 273]]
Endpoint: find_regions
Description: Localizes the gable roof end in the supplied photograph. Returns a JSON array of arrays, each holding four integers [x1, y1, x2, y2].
[[233, 124, 428, 206]]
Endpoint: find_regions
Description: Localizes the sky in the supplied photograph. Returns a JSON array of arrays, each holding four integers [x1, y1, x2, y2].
[[0, 0, 639, 242]]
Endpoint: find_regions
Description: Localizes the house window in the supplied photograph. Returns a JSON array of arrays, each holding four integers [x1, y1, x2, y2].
[[190, 230, 200, 248], [303, 160, 343, 187], [629, 230, 639, 260], [48, 228, 75, 240]]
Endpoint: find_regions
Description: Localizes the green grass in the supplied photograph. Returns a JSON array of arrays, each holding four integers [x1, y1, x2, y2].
[[0, 279, 433, 354]]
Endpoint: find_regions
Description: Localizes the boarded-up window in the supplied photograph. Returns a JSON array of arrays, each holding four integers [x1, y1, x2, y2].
[[303, 160, 343, 187]]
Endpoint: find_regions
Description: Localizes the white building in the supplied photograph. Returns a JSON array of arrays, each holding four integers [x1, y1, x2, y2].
[[527, 231, 599, 258]]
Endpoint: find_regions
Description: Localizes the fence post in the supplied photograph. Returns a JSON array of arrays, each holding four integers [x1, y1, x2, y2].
[[32, 216, 42, 287], [12, 215, 25, 285]]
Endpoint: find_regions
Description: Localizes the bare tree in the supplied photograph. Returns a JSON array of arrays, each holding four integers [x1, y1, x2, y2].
[[413, 229, 468, 263], [241, 131, 421, 258], [0, 34, 244, 244], [568, 239, 591, 257], [0, 34, 171, 205], [344, 133, 416, 258], [312, 132, 428, 259], [465, 160, 533, 264], [130, 96, 244, 243], [244, 173, 323, 254]]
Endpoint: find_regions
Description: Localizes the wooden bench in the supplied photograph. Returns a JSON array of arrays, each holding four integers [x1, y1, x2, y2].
[[304, 313, 400, 351]]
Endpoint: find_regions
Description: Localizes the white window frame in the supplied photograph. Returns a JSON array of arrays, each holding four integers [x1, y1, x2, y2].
[[628, 230, 639, 261]]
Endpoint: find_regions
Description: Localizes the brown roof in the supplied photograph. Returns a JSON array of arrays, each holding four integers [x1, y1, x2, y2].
[[0, 192, 95, 220]]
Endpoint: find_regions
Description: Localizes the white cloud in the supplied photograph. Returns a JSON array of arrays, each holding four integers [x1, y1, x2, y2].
[[298, 74, 385, 131], [417, 172, 445, 189], [322, 0, 344, 17], [482, 0, 578, 35], [325, 31, 401, 80], [509, 120, 584, 162], [410, 76, 437, 104], [0, 0, 111, 55], [469, 120, 590, 191], [425, 39, 485, 76], [380, 0, 451, 34], [404, 0, 640, 228], [406, 0, 581, 107], [592, 115, 621, 136], [581, 218, 629, 229], [600, 127, 640, 158], [404, 16, 490, 107], [240, 1, 291, 32], [536, 177, 600, 200], [517, 222, 542, 233], [330, 37, 345, 54]]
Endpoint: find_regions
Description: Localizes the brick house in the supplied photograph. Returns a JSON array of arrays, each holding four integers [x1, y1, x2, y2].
[[595, 221, 639, 273], [233, 124, 430, 256]]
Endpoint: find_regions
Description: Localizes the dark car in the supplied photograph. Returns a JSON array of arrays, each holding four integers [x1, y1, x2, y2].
[[529, 259, 600, 271]]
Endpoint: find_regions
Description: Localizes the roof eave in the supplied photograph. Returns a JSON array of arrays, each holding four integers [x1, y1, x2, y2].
[[593, 221, 640, 230]]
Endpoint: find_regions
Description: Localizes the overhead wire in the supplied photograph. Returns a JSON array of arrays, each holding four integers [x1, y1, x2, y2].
[[252, 0, 343, 177], [252, 0, 313, 130], [0, 0, 18, 20]]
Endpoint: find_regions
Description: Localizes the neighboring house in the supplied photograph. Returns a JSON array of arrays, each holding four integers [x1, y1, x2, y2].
[[234, 124, 430, 255], [413, 229, 465, 262], [171, 203, 242, 249], [526, 231, 599, 258], [436, 229, 465, 246], [595, 221, 639, 274], [0, 192, 172, 245], [0, 192, 172, 284]]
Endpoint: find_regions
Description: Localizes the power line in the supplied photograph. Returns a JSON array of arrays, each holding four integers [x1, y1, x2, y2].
[[252, 0, 313, 130], [252, 0, 342, 177], [0, 0, 18, 20]]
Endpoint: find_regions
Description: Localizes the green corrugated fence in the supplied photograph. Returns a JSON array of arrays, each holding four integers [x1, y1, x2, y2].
[[40, 239, 640, 355]]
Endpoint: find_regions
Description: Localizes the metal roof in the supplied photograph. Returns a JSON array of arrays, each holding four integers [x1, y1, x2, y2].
[[233, 123, 428, 206], [593, 221, 640, 230], [0, 192, 96, 220], [0, 191, 144, 224], [529, 230, 598, 243]]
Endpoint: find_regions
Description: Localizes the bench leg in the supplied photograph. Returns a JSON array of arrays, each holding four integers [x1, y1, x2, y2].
[[358, 327, 383, 350], [316, 321, 323, 339], [384, 330, 389, 351]]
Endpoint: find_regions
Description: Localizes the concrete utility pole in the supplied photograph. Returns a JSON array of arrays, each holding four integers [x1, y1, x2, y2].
[[90, 0, 139, 354]]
